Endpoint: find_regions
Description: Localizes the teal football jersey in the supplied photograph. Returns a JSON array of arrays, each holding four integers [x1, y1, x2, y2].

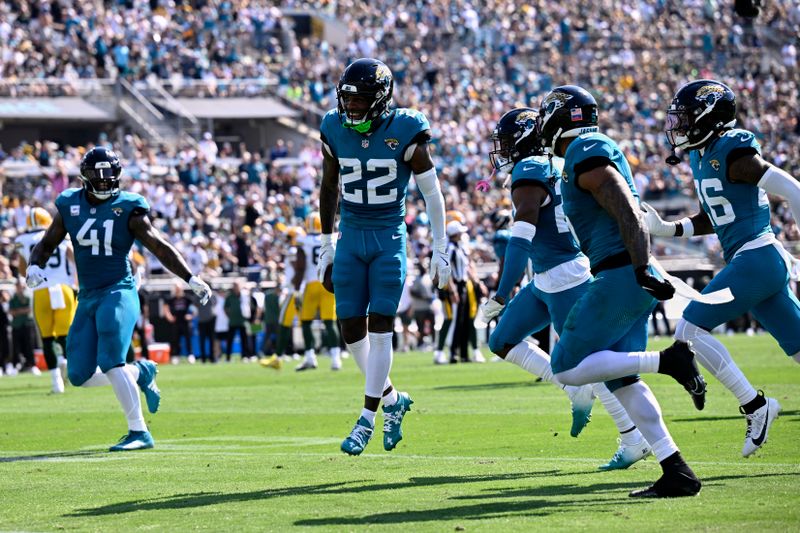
[[689, 129, 770, 262], [511, 156, 582, 273], [55, 188, 149, 292], [560, 132, 638, 268], [320, 108, 430, 229]]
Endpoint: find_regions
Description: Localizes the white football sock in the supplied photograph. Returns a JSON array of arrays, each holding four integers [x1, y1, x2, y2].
[[360, 408, 376, 426], [50, 368, 64, 393], [383, 389, 398, 407], [304, 349, 317, 365], [676, 319, 757, 405], [591, 382, 640, 438], [348, 336, 393, 392], [612, 381, 678, 461], [365, 332, 393, 399], [80, 368, 111, 387], [554, 350, 659, 386], [106, 366, 147, 432], [348, 337, 369, 373], [505, 340, 555, 383]]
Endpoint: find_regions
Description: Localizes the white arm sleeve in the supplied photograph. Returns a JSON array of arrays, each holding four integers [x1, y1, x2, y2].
[[415, 167, 446, 245], [758, 166, 800, 224]]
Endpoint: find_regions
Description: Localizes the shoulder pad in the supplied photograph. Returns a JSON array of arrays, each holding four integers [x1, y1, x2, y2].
[[394, 108, 430, 133], [512, 156, 554, 185], [715, 129, 761, 156], [570, 133, 616, 161]]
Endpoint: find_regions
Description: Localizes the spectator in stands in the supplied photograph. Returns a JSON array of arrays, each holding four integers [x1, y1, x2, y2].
[[9, 278, 38, 375], [0, 288, 10, 376], [197, 291, 218, 364], [162, 283, 196, 364], [223, 280, 251, 362]]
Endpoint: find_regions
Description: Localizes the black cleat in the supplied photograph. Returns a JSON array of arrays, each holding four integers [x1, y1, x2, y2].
[[629, 468, 702, 498], [658, 341, 707, 410]]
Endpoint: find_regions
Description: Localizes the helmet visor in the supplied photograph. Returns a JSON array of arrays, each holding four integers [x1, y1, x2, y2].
[[665, 110, 690, 149], [489, 131, 514, 170]]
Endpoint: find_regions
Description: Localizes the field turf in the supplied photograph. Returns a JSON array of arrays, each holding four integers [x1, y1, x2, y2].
[[1, 334, 798, 531]]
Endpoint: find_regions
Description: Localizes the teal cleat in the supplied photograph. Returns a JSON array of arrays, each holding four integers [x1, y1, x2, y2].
[[566, 384, 595, 437], [134, 360, 161, 414], [109, 430, 155, 452], [341, 416, 374, 456], [599, 438, 652, 471], [382, 392, 414, 451]]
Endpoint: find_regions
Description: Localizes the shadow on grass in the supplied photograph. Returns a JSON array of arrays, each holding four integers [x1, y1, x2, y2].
[[0, 450, 105, 463], [672, 409, 800, 423], [67, 471, 572, 517], [432, 381, 539, 392], [68, 469, 800, 522]]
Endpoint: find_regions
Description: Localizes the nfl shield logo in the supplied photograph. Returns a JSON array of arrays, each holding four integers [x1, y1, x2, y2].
[[570, 108, 583, 122], [361, 139, 370, 149]]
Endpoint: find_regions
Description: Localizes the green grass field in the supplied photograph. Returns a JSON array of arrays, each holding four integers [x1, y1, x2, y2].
[[1, 334, 798, 532]]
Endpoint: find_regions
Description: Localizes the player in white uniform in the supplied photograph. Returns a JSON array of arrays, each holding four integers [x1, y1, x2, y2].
[[294, 212, 342, 371], [15, 207, 77, 393]]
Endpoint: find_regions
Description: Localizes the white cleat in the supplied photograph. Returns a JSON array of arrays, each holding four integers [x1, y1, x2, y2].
[[599, 438, 652, 470], [473, 349, 486, 363], [433, 350, 448, 365], [741, 393, 781, 458]]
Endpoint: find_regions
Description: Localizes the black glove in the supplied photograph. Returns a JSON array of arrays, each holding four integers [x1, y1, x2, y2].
[[634, 265, 675, 301]]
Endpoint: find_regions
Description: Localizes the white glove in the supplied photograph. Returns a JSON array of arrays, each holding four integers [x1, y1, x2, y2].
[[188, 275, 212, 305], [479, 296, 505, 321], [641, 202, 676, 237], [317, 234, 335, 283], [26, 264, 47, 289], [430, 238, 451, 289]]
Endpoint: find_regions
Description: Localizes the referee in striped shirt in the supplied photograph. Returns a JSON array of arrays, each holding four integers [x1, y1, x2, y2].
[[445, 220, 482, 363]]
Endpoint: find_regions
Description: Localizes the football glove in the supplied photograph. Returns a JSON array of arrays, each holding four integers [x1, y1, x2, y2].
[[317, 234, 335, 283], [189, 275, 212, 305], [641, 202, 676, 237], [634, 265, 675, 301], [479, 296, 505, 321], [25, 264, 47, 289], [430, 238, 451, 289]]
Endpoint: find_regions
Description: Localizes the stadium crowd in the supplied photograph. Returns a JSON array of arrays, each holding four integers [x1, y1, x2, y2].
[[1, 1, 800, 364]]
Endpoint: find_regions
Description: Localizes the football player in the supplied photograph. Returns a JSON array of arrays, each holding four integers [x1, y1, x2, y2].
[[481, 108, 651, 470], [264, 225, 305, 366], [644, 79, 799, 456], [293, 212, 342, 371], [536, 85, 705, 497], [15, 207, 76, 394], [26, 147, 212, 451], [317, 58, 450, 455]]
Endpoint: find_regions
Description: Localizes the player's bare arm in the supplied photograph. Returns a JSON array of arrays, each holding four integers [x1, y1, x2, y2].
[[293, 248, 306, 290], [489, 183, 548, 305], [512, 184, 547, 226], [408, 142, 434, 174], [410, 141, 451, 289], [129, 211, 193, 281], [29, 211, 67, 268], [688, 203, 714, 235], [318, 148, 340, 293], [728, 152, 770, 185], [642, 199, 713, 237], [319, 150, 340, 235], [735, 152, 800, 225], [579, 165, 649, 267]]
